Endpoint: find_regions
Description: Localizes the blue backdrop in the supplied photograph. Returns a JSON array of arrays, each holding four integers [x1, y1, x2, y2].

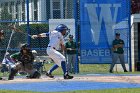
[[80, 0, 130, 64]]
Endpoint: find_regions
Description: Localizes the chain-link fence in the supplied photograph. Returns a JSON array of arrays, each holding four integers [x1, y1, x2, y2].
[[0, 0, 137, 75], [0, 0, 77, 62]]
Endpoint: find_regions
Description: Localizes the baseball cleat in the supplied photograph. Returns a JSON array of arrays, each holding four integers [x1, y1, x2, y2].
[[109, 70, 113, 73], [0, 77, 3, 80], [8, 77, 14, 80], [46, 72, 54, 78], [124, 70, 128, 72], [64, 74, 73, 79]]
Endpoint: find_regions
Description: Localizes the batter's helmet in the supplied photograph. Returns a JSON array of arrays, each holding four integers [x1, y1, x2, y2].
[[55, 24, 68, 32]]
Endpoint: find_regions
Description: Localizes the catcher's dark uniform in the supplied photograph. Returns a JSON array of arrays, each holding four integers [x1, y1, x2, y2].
[[8, 50, 41, 80]]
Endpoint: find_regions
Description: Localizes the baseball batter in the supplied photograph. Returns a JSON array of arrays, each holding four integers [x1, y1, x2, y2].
[[32, 24, 73, 79]]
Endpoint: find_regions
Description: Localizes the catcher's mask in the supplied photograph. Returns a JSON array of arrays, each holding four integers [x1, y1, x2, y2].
[[20, 43, 30, 52]]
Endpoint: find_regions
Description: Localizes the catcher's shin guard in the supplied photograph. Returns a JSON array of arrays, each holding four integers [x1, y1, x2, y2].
[[8, 68, 18, 80]]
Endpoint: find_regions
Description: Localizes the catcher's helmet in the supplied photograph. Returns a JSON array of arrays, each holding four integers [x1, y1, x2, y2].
[[20, 43, 30, 49], [55, 24, 68, 32]]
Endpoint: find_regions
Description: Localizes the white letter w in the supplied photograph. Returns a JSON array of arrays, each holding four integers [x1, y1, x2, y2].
[[86, 4, 121, 45]]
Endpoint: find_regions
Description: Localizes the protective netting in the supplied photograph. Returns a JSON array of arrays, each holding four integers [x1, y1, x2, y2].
[[0, 0, 137, 74], [0, 0, 75, 62], [80, 0, 131, 64]]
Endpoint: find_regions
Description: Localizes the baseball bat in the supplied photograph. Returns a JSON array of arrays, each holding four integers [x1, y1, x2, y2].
[[8, 24, 32, 37]]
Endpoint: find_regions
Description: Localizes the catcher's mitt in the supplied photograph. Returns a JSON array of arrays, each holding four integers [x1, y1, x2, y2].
[[21, 54, 32, 64]]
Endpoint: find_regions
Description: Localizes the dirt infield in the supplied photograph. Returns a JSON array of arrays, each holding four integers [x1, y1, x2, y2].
[[1, 74, 140, 92], [0, 74, 140, 84]]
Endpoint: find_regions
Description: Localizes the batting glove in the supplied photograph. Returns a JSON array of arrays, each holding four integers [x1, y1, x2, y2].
[[31, 35, 38, 39]]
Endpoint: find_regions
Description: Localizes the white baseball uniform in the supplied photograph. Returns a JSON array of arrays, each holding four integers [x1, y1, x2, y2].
[[46, 30, 66, 66]]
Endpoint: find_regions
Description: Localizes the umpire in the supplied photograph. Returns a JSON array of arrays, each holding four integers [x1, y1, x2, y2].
[[109, 33, 128, 73]]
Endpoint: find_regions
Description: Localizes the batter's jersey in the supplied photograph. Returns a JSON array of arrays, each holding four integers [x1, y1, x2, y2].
[[48, 30, 64, 50]]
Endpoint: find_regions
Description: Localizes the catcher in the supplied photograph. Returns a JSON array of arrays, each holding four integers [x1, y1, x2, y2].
[[8, 43, 41, 80]]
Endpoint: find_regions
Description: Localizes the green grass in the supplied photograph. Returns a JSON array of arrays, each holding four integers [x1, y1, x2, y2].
[[0, 90, 43, 93], [44, 63, 110, 75], [1, 88, 140, 93], [56, 88, 140, 93], [79, 64, 110, 74], [0, 63, 116, 77], [44, 63, 140, 75]]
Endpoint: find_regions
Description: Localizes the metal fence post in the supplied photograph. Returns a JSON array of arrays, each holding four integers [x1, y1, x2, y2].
[[26, 0, 30, 45], [129, 0, 132, 72], [74, 0, 79, 73]]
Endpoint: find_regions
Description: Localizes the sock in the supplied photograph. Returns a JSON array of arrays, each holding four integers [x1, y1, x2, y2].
[[61, 61, 67, 75], [48, 64, 59, 74]]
